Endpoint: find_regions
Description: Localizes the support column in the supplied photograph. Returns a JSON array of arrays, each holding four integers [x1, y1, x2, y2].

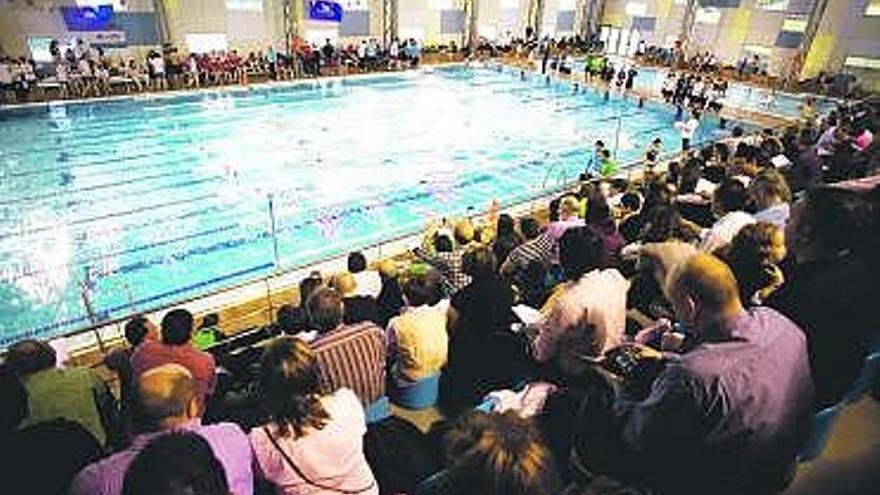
[[576, 0, 605, 41], [463, 0, 479, 49], [679, 0, 698, 51], [527, 0, 545, 39], [793, 0, 831, 82], [383, 0, 398, 47], [153, 0, 170, 45], [282, 0, 304, 54]]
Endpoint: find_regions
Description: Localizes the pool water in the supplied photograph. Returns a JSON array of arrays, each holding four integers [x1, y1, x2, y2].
[[0, 64, 740, 345]]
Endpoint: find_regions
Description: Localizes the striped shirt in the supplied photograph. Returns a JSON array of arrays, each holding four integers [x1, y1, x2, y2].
[[311, 322, 387, 407]]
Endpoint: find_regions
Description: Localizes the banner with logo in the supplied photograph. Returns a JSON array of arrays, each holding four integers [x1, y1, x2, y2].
[[307, 0, 344, 22]]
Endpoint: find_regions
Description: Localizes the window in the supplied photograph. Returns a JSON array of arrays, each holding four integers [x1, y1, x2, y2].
[[757, 0, 788, 11], [844, 56, 880, 69], [866, 0, 880, 15], [500, 0, 520, 9], [430, 0, 455, 10], [227, 0, 263, 11], [781, 16, 808, 33], [695, 7, 721, 25], [625, 2, 648, 17], [558, 0, 577, 10], [185, 34, 228, 54]]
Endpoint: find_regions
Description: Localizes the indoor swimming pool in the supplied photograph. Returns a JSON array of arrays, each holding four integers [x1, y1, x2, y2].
[[0, 64, 741, 344]]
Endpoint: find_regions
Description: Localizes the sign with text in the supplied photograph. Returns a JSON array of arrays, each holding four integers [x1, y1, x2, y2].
[[76, 31, 127, 46]]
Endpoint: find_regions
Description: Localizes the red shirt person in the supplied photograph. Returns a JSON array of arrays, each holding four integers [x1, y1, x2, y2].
[[130, 309, 216, 409]]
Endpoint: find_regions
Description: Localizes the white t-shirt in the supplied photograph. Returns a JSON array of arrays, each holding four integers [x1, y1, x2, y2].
[[0, 62, 12, 84], [676, 118, 700, 140], [78, 59, 92, 77], [249, 388, 378, 495], [352, 270, 382, 298], [699, 211, 756, 254], [149, 56, 165, 76]]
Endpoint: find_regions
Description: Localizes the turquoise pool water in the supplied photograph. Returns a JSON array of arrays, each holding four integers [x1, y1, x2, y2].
[[0, 64, 739, 345]]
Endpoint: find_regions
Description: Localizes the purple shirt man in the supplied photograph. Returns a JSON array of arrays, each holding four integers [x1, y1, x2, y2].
[[70, 364, 254, 495], [70, 420, 253, 495], [615, 255, 814, 494]]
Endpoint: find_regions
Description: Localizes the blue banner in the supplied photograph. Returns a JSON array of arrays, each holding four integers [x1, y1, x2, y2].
[[308, 0, 343, 22], [61, 5, 115, 31]]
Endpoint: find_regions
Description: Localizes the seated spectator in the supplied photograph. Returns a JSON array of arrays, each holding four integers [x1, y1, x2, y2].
[[122, 431, 230, 495], [717, 222, 787, 305], [584, 189, 625, 266], [617, 191, 643, 244], [748, 168, 792, 229], [71, 364, 253, 495], [545, 195, 584, 243], [6, 339, 120, 449], [387, 268, 449, 384], [491, 213, 524, 265], [104, 316, 159, 415], [767, 182, 879, 408], [500, 217, 553, 292], [330, 272, 381, 326], [306, 287, 387, 407], [416, 219, 476, 296], [348, 251, 382, 298], [280, 272, 326, 336], [131, 309, 217, 409], [193, 313, 225, 350], [530, 227, 629, 377], [250, 337, 378, 495], [376, 259, 406, 328], [441, 246, 526, 413], [699, 178, 755, 253], [614, 254, 813, 494], [423, 411, 561, 495], [0, 365, 103, 495]]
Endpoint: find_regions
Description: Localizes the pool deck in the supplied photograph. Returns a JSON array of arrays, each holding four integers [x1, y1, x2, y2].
[[499, 56, 794, 130]]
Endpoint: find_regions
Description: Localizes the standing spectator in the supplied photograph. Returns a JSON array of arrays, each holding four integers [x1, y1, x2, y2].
[[250, 337, 379, 495], [71, 364, 254, 495], [675, 110, 701, 151], [130, 309, 217, 410]]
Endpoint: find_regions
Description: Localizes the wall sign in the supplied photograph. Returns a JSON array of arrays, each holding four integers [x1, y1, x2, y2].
[[308, 0, 344, 22], [61, 5, 115, 31]]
